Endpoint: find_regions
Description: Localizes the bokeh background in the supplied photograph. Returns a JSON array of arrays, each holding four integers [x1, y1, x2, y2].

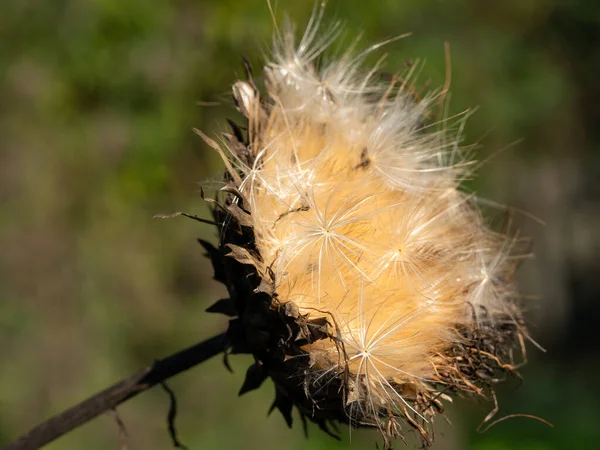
[[1, 1, 599, 449]]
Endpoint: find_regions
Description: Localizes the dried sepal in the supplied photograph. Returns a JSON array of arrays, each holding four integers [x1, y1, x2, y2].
[[239, 361, 269, 396], [205, 298, 237, 317]]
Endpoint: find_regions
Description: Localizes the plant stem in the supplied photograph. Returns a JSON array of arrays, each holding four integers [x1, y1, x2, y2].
[[4, 332, 228, 450]]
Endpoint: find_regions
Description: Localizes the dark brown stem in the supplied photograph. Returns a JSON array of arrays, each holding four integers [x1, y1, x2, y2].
[[4, 332, 228, 450]]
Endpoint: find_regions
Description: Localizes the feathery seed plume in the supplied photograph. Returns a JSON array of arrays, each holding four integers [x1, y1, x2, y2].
[[198, 5, 532, 447]]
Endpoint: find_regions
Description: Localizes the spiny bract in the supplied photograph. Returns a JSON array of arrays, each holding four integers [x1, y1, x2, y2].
[[200, 8, 530, 447]]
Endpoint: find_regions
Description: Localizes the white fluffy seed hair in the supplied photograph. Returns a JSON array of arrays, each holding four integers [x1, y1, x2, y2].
[[204, 4, 531, 440]]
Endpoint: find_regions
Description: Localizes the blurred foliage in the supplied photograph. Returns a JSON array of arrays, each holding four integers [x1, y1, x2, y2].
[[1, 1, 599, 449]]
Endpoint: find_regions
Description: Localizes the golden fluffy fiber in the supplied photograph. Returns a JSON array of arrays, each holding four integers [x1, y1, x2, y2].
[[201, 6, 530, 446]]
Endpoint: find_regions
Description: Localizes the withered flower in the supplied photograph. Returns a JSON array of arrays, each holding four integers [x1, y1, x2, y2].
[[196, 8, 532, 448]]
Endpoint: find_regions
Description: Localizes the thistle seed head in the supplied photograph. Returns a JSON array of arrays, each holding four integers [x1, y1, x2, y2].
[[199, 8, 531, 448]]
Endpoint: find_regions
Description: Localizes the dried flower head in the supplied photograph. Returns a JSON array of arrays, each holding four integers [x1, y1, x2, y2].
[[197, 6, 532, 448]]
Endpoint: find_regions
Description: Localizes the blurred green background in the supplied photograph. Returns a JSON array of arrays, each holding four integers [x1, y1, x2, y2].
[[1, 0, 599, 449]]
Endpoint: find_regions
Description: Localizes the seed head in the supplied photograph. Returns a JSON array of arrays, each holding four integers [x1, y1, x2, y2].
[[198, 8, 531, 448]]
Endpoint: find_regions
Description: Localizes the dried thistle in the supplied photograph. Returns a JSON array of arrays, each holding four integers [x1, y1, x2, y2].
[[197, 7, 533, 448]]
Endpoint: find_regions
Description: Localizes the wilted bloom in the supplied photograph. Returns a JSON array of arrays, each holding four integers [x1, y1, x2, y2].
[[196, 7, 531, 448]]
